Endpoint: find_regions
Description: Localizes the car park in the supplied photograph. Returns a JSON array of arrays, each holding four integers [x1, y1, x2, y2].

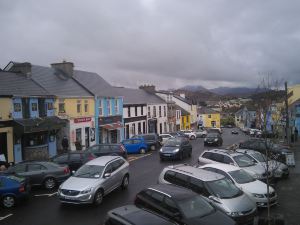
[[86, 144, 128, 159], [104, 205, 177, 225], [122, 138, 149, 154], [159, 137, 192, 161], [132, 133, 162, 150], [199, 164, 278, 208], [198, 149, 271, 182], [58, 156, 129, 205], [158, 164, 256, 224], [194, 129, 207, 138], [1, 161, 70, 189], [0, 175, 30, 208], [204, 133, 223, 146], [51, 151, 96, 171], [159, 134, 175, 145], [181, 130, 197, 140], [134, 184, 236, 225]]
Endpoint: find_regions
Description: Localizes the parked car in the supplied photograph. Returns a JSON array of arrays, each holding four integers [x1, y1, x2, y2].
[[159, 164, 256, 224], [159, 137, 192, 161], [168, 131, 189, 138], [51, 151, 96, 172], [194, 129, 207, 138], [207, 128, 222, 134], [204, 133, 223, 146], [104, 205, 177, 225], [134, 184, 236, 225], [231, 130, 239, 135], [86, 144, 127, 159], [1, 161, 70, 189], [159, 134, 175, 145], [239, 138, 294, 164], [236, 149, 289, 179], [0, 175, 30, 208], [122, 138, 149, 154], [198, 149, 271, 182], [58, 156, 129, 205], [250, 129, 261, 137], [199, 164, 277, 208], [132, 133, 162, 150], [181, 130, 197, 140]]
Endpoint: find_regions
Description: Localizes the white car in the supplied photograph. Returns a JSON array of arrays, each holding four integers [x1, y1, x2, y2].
[[159, 134, 174, 145], [199, 163, 277, 207], [181, 130, 197, 140], [194, 129, 208, 138]]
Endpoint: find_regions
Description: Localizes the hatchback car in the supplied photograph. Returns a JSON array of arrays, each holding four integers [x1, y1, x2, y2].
[[86, 144, 127, 159], [194, 129, 207, 138], [122, 138, 149, 154], [198, 149, 270, 182], [51, 151, 96, 171], [181, 130, 197, 140], [132, 133, 162, 150], [159, 137, 192, 161], [104, 205, 177, 225], [1, 161, 70, 189], [58, 156, 129, 205], [231, 130, 239, 135], [158, 165, 256, 224], [0, 175, 30, 208], [135, 184, 236, 225], [204, 133, 223, 146], [199, 164, 277, 208]]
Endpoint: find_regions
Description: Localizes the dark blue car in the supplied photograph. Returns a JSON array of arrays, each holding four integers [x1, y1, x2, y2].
[[122, 138, 149, 154], [0, 175, 30, 208]]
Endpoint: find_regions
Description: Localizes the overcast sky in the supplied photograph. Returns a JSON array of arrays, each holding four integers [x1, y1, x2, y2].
[[1, 0, 300, 89]]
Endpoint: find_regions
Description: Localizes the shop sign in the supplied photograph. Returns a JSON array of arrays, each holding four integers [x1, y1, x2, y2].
[[99, 115, 122, 125], [74, 117, 92, 123]]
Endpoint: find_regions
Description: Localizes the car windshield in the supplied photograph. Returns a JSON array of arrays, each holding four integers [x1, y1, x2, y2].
[[251, 153, 266, 162], [205, 178, 243, 199], [74, 165, 104, 178], [233, 155, 255, 167], [164, 139, 181, 147], [207, 133, 218, 138], [178, 195, 214, 219], [229, 169, 256, 184]]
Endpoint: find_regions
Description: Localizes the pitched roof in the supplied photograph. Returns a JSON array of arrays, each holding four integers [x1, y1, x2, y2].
[[173, 95, 192, 105], [174, 105, 189, 116], [197, 107, 218, 114], [0, 71, 50, 96]]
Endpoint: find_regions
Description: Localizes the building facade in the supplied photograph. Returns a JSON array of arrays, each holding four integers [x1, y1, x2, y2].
[[198, 107, 221, 128]]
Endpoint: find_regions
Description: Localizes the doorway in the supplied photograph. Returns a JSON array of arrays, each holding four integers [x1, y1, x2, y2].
[[85, 127, 90, 148], [0, 132, 8, 162]]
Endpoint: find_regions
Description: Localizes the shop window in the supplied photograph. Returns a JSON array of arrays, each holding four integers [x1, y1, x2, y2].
[[99, 100, 103, 116], [107, 99, 111, 115], [31, 103, 38, 112], [14, 103, 21, 112], [114, 99, 118, 114], [25, 132, 47, 147], [77, 100, 82, 113], [59, 99, 65, 113], [153, 106, 157, 117], [84, 100, 88, 113], [159, 106, 162, 117]]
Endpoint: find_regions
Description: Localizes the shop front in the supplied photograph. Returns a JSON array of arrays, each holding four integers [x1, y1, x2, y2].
[[99, 116, 123, 144], [0, 121, 14, 164], [148, 118, 157, 133]]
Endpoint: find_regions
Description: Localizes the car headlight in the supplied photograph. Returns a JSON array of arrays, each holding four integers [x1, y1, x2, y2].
[[226, 212, 241, 217], [204, 138, 207, 141], [214, 138, 218, 141], [173, 148, 180, 153], [159, 148, 163, 152], [253, 193, 265, 198], [80, 188, 92, 194]]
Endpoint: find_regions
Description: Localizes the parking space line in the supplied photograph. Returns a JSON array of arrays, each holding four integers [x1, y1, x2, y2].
[[34, 192, 57, 197], [128, 153, 152, 162], [0, 214, 13, 221]]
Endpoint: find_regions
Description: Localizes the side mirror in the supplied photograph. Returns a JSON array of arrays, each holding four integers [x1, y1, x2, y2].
[[103, 173, 111, 178], [208, 196, 221, 204], [72, 170, 75, 175]]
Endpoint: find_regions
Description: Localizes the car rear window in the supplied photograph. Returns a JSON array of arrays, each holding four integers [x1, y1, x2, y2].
[[110, 145, 121, 151], [142, 135, 155, 140]]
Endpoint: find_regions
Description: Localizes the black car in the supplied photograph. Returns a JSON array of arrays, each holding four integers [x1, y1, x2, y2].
[[86, 144, 127, 159], [132, 133, 162, 150], [104, 205, 177, 225], [204, 133, 223, 146], [160, 137, 192, 161], [239, 138, 293, 163], [134, 184, 236, 225], [1, 161, 70, 189], [231, 130, 239, 135], [51, 151, 96, 171]]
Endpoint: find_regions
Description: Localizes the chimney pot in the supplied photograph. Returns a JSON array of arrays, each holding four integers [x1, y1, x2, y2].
[[51, 61, 74, 77]]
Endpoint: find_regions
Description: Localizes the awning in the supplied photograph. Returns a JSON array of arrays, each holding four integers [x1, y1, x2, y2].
[[13, 116, 67, 134], [100, 122, 123, 130]]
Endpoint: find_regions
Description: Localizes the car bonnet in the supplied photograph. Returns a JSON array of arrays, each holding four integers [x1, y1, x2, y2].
[[60, 176, 99, 191]]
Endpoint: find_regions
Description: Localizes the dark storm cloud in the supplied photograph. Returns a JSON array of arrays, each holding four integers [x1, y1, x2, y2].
[[0, 0, 300, 89]]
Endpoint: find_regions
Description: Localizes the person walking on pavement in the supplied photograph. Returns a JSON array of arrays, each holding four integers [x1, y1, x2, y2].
[[62, 136, 69, 152], [295, 127, 298, 142]]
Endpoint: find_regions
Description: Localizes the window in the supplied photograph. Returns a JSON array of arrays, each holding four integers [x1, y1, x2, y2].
[[47, 102, 53, 110], [53, 154, 68, 163], [132, 123, 136, 135], [174, 172, 189, 188], [141, 106, 144, 115], [114, 99, 118, 114], [27, 164, 46, 172], [164, 122, 167, 133], [84, 100, 88, 113], [128, 107, 131, 117], [138, 122, 141, 134], [104, 164, 112, 174], [159, 106, 162, 117], [153, 106, 157, 117], [163, 197, 179, 214], [164, 170, 176, 183], [143, 121, 146, 134], [111, 159, 124, 172], [99, 100, 103, 116], [187, 116, 189, 124], [135, 106, 138, 116], [150, 191, 164, 204], [164, 106, 166, 117], [12, 164, 26, 173], [202, 152, 212, 159], [31, 103, 37, 111], [148, 106, 150, 117], [211, 153, 224, 162], [223, 156, 234, 164], [107, 99, 111, 115], [77, 100, 81, 113], [190, 177, 204, 194], [14, 103, 21, 112]]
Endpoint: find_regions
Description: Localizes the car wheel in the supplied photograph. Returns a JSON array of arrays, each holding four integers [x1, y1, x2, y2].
[[139, 148, 146, 154], [44, 177, 56, 190], [121, 175, 129, 190], [2, 195, 16, 208], [150, 145, 156, 151], [160, 157, 164, 161], [93, 189, 103, 206], [179, 152, 184, 160], [190, 135, 196, 140]]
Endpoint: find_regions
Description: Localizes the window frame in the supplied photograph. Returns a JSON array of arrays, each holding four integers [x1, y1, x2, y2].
[[99, 99, 103, 116], [76, 100, 82, 113], [114, 99, 118, 114], [14, 103, 21, 112], [107, 99, 111, 115], [84, 100, 88, 113], [31, 102, 38, 112]]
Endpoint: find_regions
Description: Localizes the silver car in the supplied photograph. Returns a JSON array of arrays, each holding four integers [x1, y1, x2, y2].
[[158, 164, 257, 224], [58, 156, 129, 205]]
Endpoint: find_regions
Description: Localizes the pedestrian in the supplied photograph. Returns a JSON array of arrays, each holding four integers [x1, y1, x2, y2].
[[295, 127, 298, 142], [75, 139, 82, 150], [62, 136, 69, 152]]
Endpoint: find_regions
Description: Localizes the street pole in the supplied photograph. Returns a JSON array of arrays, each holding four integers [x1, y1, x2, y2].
[[285, 81, 290, 145]]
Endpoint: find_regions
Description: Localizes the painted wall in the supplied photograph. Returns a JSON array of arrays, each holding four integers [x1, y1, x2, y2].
[[12, 98, 22, 119], [288, 84, 300, 105], [0, 127, 14, 162], [147, 103, 168, 134], [29, 98, 39, 118], [46, 98, 55, 116], [201, 113, 220, 128], [180, 115, 191, 130], [0, 98, 12, 121]]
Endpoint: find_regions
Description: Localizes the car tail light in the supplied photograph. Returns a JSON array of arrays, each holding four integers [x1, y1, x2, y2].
[[88, 154, 95, 161], [64, 167, 70, 174], [19, 184, 25, 192]]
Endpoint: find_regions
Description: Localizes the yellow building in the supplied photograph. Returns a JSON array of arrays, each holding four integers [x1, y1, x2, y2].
[[288, 84, 300, 105], [180, 114, 191, 130], [197, 107, 220, 128]]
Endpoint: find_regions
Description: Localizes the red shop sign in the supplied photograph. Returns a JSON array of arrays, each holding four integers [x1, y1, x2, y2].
[[74, 117, 92, 123]]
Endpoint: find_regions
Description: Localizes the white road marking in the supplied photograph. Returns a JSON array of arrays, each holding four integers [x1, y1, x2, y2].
[[0, 214, 13, 221], [34, 192, 57, 197]]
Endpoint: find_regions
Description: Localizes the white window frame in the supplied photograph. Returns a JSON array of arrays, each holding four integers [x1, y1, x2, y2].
[[99, 100, 103, 116], [114, 98, 119, 114], [107, 99, 111, 115]]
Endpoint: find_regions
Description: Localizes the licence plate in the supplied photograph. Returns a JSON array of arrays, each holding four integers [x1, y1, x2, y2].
[[63, 196, 75, 200], [164, 154, 171, 156]]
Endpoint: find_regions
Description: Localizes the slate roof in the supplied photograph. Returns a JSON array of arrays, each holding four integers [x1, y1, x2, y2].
[[175, 105, 189, 116], [0, 71, 50, 96], [173, 95, 192, 105], [197, 107, 218, 114]]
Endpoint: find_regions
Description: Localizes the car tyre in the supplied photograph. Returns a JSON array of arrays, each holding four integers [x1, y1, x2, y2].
[[150, 145, 156, 151], [188, 151, 192, 158], [139, 148, 146, 154], [44, 177, 56, 190], [179, 152, 184, 160], [2, 195, 16, 208], [121, 175, 129, 190], [93, 189, 103, 206]]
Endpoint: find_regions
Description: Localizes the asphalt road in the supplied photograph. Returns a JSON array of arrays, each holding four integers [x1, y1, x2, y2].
[[0, 129, 247, 225]]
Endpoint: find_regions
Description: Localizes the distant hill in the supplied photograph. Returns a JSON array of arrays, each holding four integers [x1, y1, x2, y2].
[[209, 87, 261, 96], [180, 85, 209, 92]]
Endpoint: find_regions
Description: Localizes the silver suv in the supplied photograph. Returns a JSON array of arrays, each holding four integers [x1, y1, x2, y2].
[[158, 164, 257, 224], [58, 156, 129, 205], [198, 149, 272, 181]]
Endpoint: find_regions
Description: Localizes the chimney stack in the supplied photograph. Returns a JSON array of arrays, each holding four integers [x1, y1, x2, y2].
[[9, 62, 32, 78], [139, 84, 156, 93], [180, 93, 186, 99], [51, 61, 74, 77]]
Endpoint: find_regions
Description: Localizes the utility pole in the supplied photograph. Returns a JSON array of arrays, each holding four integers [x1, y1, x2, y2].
[[285, 81, 290, 145]]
